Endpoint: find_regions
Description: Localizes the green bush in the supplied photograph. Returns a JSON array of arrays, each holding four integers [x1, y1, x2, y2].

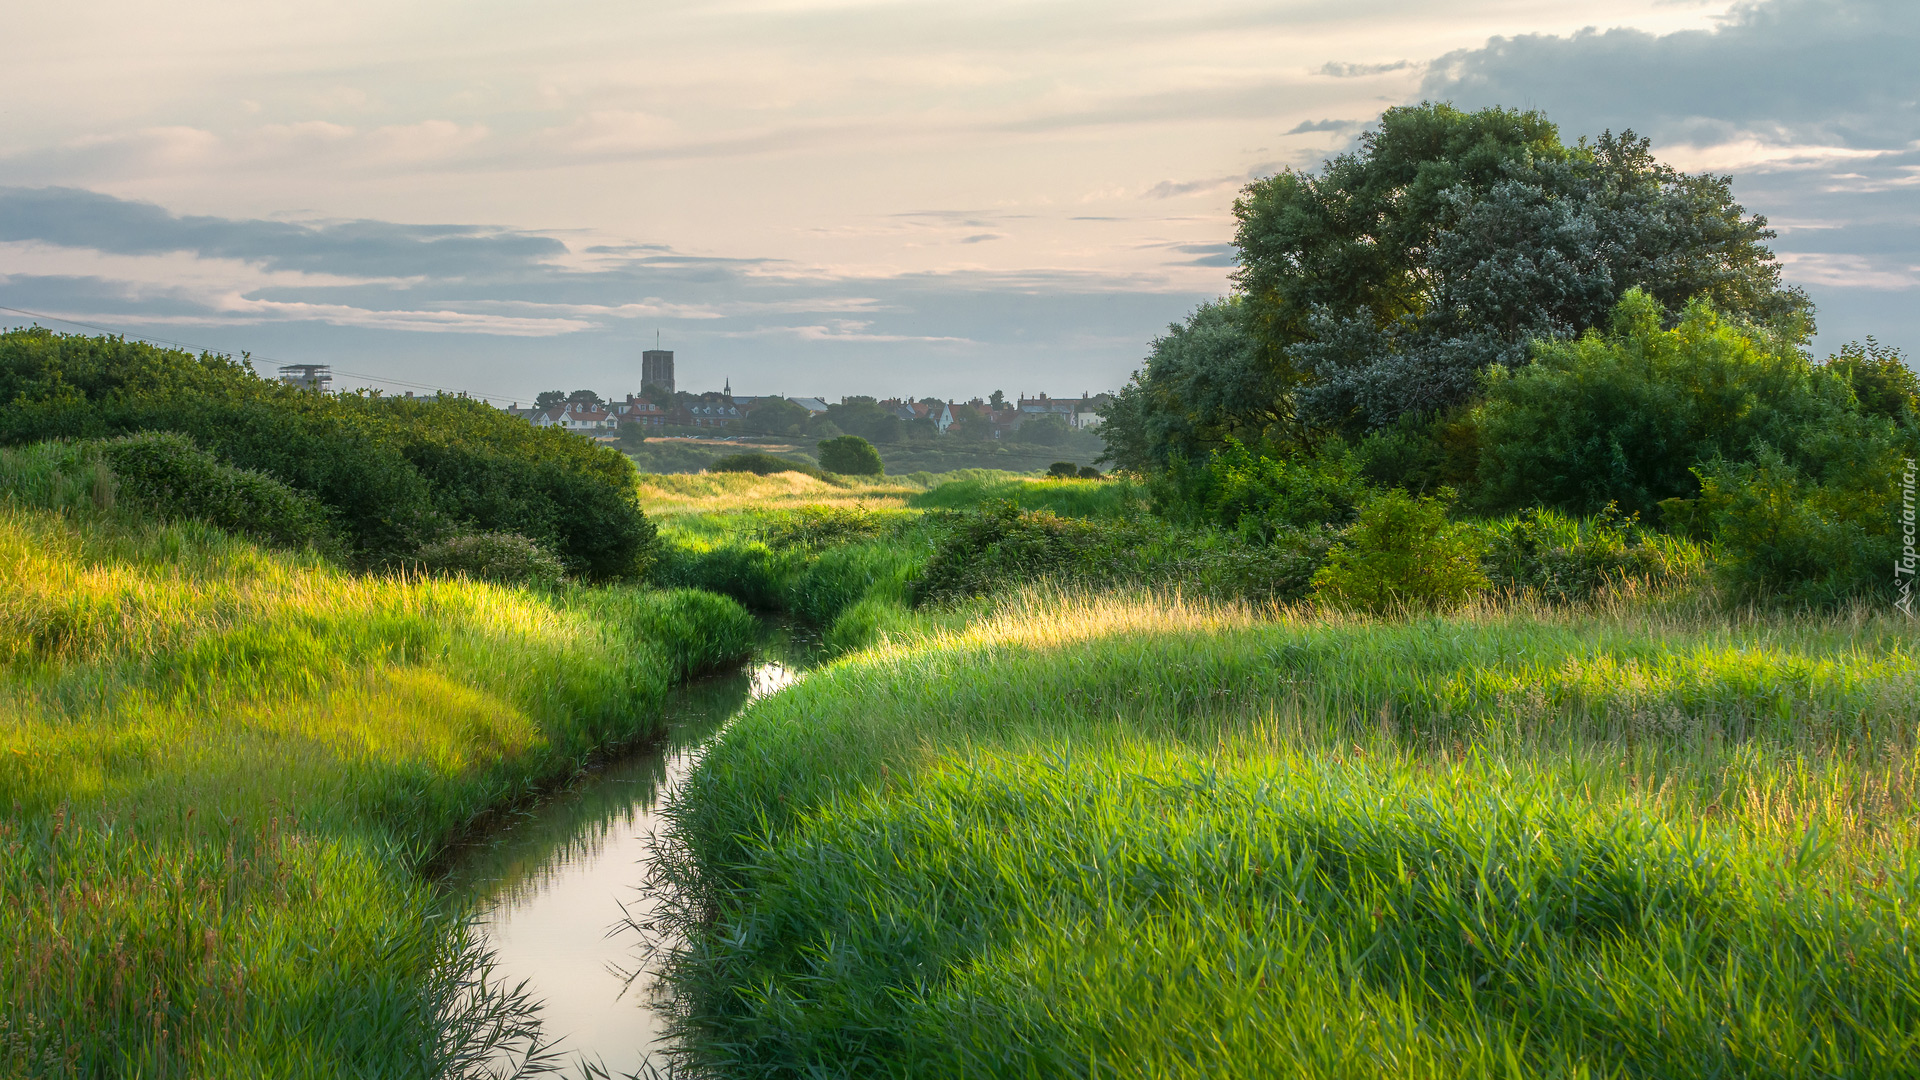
[[784, 542, 921, 627], [1312, 489, 1488, 613], [1681, 449, 1897, 607], [710, 451, 826, 479], [1473, 293, 1873, 516], [97, 432, 334, 551], [650, 541, 790, 610], [817, 435, 884, 476], [1480, 505, 1701, 603], [1157, 439, 1366, 540], [0, 329, 655, 578], [757, 506, 897, 550], [914, 502, 1135, 604], [1047, 461, 1078, 478], [412, 531, 566, 585]]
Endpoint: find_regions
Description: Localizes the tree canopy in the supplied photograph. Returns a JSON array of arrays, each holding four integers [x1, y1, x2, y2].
[[1103, 102, 1811, 469]]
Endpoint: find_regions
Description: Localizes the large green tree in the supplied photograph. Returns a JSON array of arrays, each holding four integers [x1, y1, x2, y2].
[[1226, 102, 1804, 437]]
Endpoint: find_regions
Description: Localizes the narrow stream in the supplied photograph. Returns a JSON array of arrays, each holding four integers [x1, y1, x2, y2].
[[443, 630, 810, 1075]]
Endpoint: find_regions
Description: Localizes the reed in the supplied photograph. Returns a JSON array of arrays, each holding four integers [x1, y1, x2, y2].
[[659, 588, 1920, 1077], [0, 490, 756, 1076]]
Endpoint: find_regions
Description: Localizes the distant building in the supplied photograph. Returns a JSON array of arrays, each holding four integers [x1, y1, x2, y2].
[[278, 364, 332, 391], [529, 400, 619, 433], [1019, 392, 1110, 430], [613, 395, 668, 428], [642, 349, 675, 395]]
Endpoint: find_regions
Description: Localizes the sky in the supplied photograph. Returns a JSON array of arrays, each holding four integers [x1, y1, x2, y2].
[[0, 0, 1913, 405]]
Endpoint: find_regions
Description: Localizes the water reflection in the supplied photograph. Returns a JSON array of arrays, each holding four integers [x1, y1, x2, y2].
[[444, 634, 807, 1076]]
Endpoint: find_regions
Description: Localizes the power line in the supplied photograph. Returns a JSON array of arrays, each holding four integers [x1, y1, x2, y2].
[[0, 304, 540, 404]]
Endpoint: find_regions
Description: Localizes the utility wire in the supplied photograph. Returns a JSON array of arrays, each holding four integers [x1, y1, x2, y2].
[[0, 303, 541, 405]]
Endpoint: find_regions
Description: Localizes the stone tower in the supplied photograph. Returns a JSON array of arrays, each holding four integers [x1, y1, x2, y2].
[[641, 348, 675, 396]]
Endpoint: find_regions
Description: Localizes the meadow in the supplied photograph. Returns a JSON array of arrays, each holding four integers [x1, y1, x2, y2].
[[644, 470, 1920, 1078], [0, 444, 756, 1076]]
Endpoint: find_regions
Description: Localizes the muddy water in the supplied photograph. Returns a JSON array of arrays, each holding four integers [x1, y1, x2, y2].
[[444, 639, 806, 1075]]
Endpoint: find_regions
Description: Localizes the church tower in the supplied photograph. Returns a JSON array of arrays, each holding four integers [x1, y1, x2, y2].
[[641, 347, 675, 396]]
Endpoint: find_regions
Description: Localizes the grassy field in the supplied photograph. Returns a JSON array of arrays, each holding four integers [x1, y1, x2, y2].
[[660, 591, 1920, 1076], [905, 475, 1146, 518], [0, 448, 756, 1076], [637, 469, 1920, 1077], [635, 470, 927, 514]]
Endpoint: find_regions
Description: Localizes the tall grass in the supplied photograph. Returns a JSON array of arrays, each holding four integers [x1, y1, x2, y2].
[[659, 590, 1920, 1077], [907, 475, 1145, 518], [0, 457, 756, 1075], [635, 470, 925, 514]]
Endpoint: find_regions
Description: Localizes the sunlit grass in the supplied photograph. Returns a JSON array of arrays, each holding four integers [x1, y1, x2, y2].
[[0, 493, 756, 1076], [905, 475, 1146, 518], [661, 588, 1920, 1077], [635, 470, 926, 514]]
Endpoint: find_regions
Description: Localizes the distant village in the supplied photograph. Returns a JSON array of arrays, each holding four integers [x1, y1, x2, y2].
[[496, 348, 1112, 443]]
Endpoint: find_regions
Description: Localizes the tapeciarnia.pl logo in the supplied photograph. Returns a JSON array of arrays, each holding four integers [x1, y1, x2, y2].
[[1899, 457, 1916, 617]]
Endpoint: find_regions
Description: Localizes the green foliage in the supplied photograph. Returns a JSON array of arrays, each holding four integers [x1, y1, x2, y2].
[[914, 502, 1127, 604], [1098, 297, 1290, 472], [1473, 292, 1884, 516], [412, 531, 566, 585], [742, 396, 813, 436], [96, 432, 335, 552], [816, 434, 885, 476], [757, 505, 898, 550], [1011, 413, 1069, 446], [1046, 461, 1078, 478], [0, 329, 655, 579], [628, 440, 724, 474], [710, 450, 827, 478], [912, 502, 1332, 607], [0, 501, 753, 1074], [1480, 504, 1703, 603], [908, 476, 1145, 519], [1312, 489, 1488, 613], [651, 539, 790, 611], [785, 542, 922, 627], [1824, 339, 1919, 424], [664, 597, 1920, 1077], [1681, 449, 1900, 607], [1157, 439, 1366, 540], [1234, 103, 1803, 432]]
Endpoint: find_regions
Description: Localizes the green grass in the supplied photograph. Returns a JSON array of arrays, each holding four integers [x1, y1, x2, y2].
[[660, 591, 1920, 1077], [0, 448, 757, 1076], [907, 475, 1146, 518]]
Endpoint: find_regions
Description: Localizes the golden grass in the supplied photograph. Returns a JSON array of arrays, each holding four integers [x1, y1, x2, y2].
[[635, 470, 926, 513]]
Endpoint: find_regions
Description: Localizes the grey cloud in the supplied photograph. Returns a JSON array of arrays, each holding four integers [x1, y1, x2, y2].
[[0, 188, 1218, 401], [958, 234, 1001, 244], [1318, 60, 1411, 78], [0, 186, 566, 279], [1285, 118, 1366, 135], [1168, 242, 1237, 267], [1421, 0, 1920, 150]]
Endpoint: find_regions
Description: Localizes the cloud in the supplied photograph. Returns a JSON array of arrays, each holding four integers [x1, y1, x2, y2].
[[1421, 0, 1919, 152], [0, 187, 567, 279], [1166, 242, 1237, 267], [1285, 118, 1366, 135], [1318, 60, 1412, 78], [1414, 0, 1920, 356], [0, 187, 1216, 400]]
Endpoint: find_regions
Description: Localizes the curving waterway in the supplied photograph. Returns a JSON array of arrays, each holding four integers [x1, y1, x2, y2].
[[443, 628, 811, 1076]]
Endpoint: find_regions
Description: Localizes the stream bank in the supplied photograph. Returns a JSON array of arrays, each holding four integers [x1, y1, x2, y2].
[[442, 624, 814, 1075]]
